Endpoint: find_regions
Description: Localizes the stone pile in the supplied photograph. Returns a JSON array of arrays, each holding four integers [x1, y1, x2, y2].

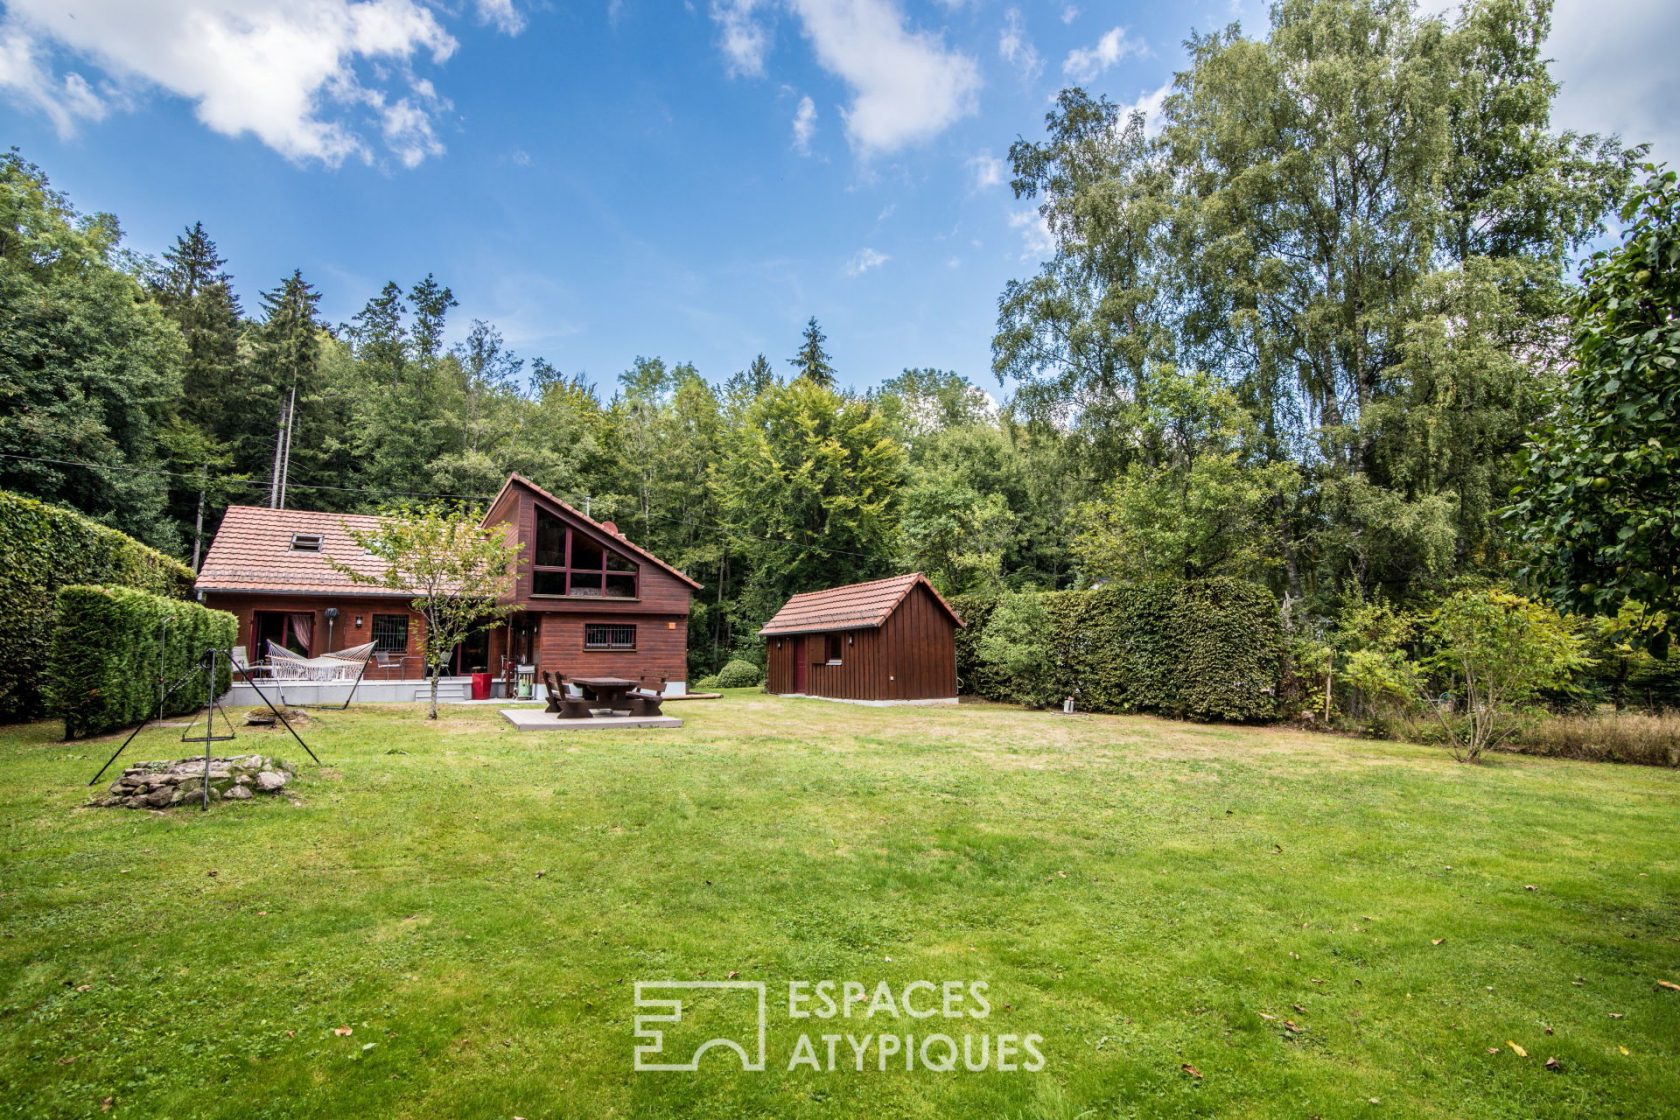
[[91, 755, 294, 809]]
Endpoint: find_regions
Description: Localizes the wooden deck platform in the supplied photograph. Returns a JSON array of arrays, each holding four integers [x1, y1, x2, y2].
[[498, 709, 683, 732]]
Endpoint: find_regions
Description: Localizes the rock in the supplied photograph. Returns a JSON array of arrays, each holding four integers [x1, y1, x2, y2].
[[223, 785, 252, 801], [256, 770, 288, 792], [143, 787, 173, 808]]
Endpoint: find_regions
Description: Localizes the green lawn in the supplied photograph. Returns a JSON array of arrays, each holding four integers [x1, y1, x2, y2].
[[1, 694, 1676, 1119]]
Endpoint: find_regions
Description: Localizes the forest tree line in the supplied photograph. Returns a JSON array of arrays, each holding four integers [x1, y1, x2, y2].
[[2, 0, 1675, 690]]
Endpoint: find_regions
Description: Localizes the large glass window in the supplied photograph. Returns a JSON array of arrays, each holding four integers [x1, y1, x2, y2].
[[530, 509, 639, 598]]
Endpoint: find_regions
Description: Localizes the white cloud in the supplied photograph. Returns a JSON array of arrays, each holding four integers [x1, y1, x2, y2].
[[791, 93, 817, 152], [998, 7, 1041, 82], [0, 22, 107, 136], [0, 0, 500, 167], [710, 0, 772, 78], [789, 0, 981, 155], [476, 0, 526, 35], [1119, 81, 1170, 136], [1060, 5, 1079, 24], [1062, 26, 1143, 84], [968, 149, 1005, 189], [845, 246, 890, 275], [1545, 0, 1680, 171], [1009, 208, 1054, 259]]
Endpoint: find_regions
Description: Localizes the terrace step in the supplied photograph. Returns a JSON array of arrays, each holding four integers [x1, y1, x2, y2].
[[414, 683, 469, 703]]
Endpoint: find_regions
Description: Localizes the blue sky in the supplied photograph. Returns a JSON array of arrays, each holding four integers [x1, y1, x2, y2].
[[2, 0, 1675, 396]]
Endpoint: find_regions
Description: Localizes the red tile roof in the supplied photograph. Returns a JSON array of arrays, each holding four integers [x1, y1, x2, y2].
[[197, 475, 702, 598], [195, 506, 412, 596], [758, 572, 963, 636]]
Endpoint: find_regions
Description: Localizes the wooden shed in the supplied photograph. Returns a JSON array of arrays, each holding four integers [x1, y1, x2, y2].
[[759, 573, 963, 704]]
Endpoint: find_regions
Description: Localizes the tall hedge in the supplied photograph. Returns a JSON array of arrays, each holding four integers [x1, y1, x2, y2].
[[47, 586, 235, 739], [0, 491, 195, 722], [953, 578, 1284, 722]]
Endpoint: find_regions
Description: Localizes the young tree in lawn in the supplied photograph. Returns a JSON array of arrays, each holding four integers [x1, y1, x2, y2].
[[1423, 587, 1588, 762], [1509, 166, 1680, 655], [333, 504, 523, 719]]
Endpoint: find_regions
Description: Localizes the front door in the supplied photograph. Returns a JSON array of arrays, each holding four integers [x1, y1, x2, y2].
[[792, 636, 807, 693]]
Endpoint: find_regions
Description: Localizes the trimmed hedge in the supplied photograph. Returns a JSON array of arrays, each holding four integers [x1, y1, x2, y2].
[[0, 491, 195, 722], [952, 578, 1284, 722], [47, 586, 236, 739]]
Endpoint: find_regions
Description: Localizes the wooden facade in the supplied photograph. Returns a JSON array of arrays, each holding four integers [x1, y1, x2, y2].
[[762, 574, 961, 702], [196, 474, 698, 689]]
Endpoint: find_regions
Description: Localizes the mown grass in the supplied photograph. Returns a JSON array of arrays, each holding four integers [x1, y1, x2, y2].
[[1, 693, 1676, 1119]]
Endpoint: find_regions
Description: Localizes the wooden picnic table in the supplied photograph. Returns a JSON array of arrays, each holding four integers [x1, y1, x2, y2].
[[572, 676, 638, 711]]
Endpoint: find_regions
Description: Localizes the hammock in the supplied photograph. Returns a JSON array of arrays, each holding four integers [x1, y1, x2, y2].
[[265, 639, 378, 681]]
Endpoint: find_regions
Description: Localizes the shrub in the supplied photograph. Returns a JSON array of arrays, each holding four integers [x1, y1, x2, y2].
[[975, 593, 1059, 707], [0, 491, 194, 722], [963, 578, 1283, 721], [1422, 588, 1590, 762], [694, 674, 721, 690], [713, 659, 763, 689], [47, 586, 236, 739]]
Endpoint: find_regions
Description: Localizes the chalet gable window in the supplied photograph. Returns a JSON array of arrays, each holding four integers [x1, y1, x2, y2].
[[289, 532, 323, 552], [531, 508, 639, 598], [825, 633, 843, 664], [584, 623, 636, 650]]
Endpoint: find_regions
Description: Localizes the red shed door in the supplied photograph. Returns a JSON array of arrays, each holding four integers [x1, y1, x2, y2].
[[792, 637, 807, 693]]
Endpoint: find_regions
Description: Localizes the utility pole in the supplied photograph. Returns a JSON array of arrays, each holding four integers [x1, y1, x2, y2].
[[279, 384, 296, 508], [270, 382, 296, 509], [191, 466, 207, 572]]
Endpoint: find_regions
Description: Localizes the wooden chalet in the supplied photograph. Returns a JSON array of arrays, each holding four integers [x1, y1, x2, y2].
[[194, 474, 699, 698], [760, 573, 963, 704]]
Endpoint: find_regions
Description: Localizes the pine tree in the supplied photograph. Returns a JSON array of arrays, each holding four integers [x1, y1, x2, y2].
[[152, 223, 244, 436], [250, 270, 323, 507], [789, 317, 837, 387]]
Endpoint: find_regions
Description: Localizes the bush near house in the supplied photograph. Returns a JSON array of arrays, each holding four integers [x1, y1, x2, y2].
[[0, 491, 195, 723], [47, 586, 235, 739], [954, 578, 1284, 722], [712, 658, 763, 689]]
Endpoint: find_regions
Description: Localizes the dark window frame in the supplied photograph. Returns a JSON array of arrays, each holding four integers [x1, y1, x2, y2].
[[584, 623, 637, 651], [824, 633, 843, 664], [531, 508, 640, 600], [371, 614, 409, 653]]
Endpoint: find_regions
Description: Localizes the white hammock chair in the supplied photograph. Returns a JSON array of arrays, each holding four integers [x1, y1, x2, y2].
[[265, 639, 379, 682]]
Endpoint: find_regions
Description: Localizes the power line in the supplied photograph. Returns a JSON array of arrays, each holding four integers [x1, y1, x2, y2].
[[0, 449, 892, 565]]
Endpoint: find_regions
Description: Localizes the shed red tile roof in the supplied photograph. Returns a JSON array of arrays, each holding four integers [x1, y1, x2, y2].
[[758, 573, 963, 636], [195, 506, 412, 597]]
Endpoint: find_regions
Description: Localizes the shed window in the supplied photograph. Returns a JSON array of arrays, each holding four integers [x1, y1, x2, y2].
[[289, 533, 323, 552], [532, 508, 639, 598], [585, 624, 636, 650], [371, 614, 409, 653], [825, 633, 843, 664]]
